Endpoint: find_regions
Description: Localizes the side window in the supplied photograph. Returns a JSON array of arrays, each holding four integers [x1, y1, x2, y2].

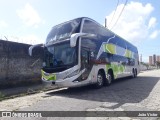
[[127, 58, 135, 66], [116, 38, 126, 49], [82, 20, 97, 34], [82, 19, 112, 37], [108, 36, 126, 49], [108, 38, 116, 45], [126, 43, 132, 52], [81, 38, 97, 51], [130, 59, 135, 66], [81, 49, 89, 65], [126, 42, 137, 53]]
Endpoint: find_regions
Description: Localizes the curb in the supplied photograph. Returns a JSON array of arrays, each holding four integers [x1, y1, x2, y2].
[[0, 83, 58, 101]]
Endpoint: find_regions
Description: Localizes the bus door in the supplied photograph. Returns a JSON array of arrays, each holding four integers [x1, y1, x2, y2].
[[81, 48, 92, 81]]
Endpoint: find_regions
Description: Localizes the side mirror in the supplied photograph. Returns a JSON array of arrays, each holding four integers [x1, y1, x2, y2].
[[70, 33, 96, 47], [28, 44, 44, 56]]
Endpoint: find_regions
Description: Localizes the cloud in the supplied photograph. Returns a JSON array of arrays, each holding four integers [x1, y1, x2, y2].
[[149, 30, 160, 39], [17, 3, 43, 28], [148, 17, 157, 28], [106, 1, 158, 42], [0, 20, 8, 28]]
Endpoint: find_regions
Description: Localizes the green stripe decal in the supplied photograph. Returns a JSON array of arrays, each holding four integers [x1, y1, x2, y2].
[[105, 44, 116, 54], [125, 49, 132, 58], [106, 64, 125, 79], [104, 43, 134, 59], [41, 70, 56, 81]]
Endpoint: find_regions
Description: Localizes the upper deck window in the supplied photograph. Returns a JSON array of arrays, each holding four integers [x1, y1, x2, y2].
[[46, 18, 81, 44], [82, 20, 98, 34], [82, 19, 111, 37]]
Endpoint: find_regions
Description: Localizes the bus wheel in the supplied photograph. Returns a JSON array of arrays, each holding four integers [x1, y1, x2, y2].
[[135, 69, 137, 77], [132, 69, 135, 78], [95, 71, 104, 88], [106, 71, 113, 85]]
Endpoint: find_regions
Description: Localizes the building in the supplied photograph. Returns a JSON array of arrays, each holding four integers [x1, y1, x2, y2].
[[157, 56, 160, 62], [153, 54, 156, 65], [149, 54, 160, 65], [149, 56, 152, 65]]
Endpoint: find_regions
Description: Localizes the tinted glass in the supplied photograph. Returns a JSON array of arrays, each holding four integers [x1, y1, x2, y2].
[[44, 41, 78, 67], [108, 36, 126, 49], [126, 42, 138, 53], [82, 20, 98, 34], [82, 20, 138, 55], [46, 18, 81, 43], [82, 20, 111, 37]]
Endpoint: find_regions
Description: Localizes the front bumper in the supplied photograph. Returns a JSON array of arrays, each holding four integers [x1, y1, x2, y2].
[[42, 75, 84, 88]]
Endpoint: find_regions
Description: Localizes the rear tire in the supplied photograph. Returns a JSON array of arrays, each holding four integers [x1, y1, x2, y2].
[[132, 69, 136, 78], [106, 71, 113, 85], [135, 69, 137, 78]]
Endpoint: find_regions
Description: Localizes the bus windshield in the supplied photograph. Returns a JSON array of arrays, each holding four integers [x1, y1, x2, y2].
[[46, 18, 81, 44], [44, 41, 78, 69]]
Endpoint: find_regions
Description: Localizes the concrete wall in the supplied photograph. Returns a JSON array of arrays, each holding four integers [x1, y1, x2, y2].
[[0, 40, 43, 89], [140, 64, 157, 71]]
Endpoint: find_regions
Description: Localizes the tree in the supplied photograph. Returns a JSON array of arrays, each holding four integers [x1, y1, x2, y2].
[[156, 61, 160, 69], [140, 62, 149, 70]]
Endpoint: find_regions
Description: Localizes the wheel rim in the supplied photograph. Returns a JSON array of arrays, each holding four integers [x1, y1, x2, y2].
[[107, 74, 111, 84], [97, 74, 103, 86]]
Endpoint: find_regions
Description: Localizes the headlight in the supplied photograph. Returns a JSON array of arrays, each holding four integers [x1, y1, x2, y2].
[[65, 69, 79, 79], [42, 62, 46, 67]]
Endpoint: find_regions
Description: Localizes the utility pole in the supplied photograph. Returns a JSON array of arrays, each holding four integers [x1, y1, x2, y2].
[[105, 18, 107, 28]]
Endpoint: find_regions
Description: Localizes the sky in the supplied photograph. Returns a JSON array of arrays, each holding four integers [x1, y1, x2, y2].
[[0, 0, 160, 62]]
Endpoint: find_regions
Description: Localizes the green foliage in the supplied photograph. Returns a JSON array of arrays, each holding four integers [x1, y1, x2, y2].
[[0, 92, 5, 101], [156, 61, 160, 68], [140, 62, 149, 68]]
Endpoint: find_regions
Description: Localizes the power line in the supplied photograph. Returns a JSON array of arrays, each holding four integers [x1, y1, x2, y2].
[[110, 0, 128, 30], [108, 0, 120, 28]]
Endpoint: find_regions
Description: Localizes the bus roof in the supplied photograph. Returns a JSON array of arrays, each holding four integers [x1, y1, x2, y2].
[[50, 17, 138, 51]]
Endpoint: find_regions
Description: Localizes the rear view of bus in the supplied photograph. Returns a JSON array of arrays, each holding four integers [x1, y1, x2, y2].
[[29, 17, 139, 88]]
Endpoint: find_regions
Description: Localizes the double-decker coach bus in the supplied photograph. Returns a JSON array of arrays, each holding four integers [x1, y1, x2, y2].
[[29, 17, 139, 88]]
